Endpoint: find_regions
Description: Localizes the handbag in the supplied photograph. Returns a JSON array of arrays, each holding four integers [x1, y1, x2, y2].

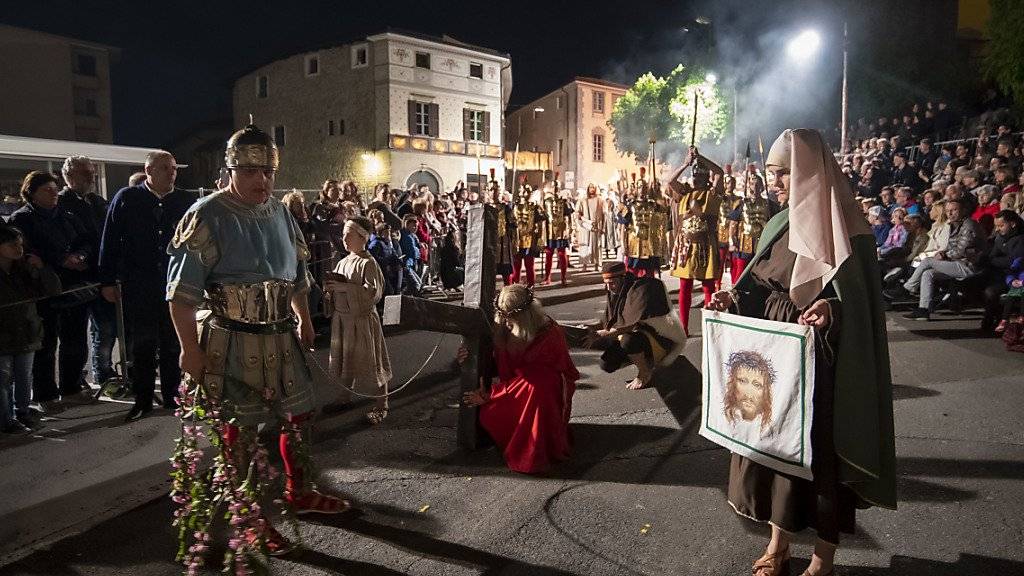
[[1003, 318, 1024, 353]]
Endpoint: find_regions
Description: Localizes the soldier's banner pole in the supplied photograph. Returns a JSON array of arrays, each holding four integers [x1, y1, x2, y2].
[[510, 141, 519, 193]]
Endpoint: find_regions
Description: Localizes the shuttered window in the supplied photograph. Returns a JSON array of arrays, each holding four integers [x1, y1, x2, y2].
[[408, 101, 439, 137], [463, 109, 490, 142]]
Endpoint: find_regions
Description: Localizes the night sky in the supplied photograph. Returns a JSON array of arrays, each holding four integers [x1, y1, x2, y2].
[[1, 0, 962, 149]]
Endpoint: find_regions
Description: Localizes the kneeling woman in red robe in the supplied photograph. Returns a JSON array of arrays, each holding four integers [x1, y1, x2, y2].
[[462, 284, 580, 474]]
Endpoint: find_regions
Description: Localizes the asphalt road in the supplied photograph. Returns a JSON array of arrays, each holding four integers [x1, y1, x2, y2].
[[1, 289, 1023, 575]]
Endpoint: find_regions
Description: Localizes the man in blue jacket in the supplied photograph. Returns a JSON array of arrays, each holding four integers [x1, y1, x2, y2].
[[98, 151, 196, 421]]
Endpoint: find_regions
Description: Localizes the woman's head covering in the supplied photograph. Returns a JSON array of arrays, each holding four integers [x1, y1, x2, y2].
[[767, 129, 872, 309]]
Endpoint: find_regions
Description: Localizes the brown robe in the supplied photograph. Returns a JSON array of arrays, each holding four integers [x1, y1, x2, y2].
[[727, 229, 857, 544]]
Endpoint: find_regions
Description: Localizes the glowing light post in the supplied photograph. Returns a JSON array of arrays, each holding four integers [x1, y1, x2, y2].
[[788, 25, 848, 153]]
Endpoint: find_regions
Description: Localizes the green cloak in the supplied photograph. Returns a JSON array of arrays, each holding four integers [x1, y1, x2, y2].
[[731, 208, 897, 510]]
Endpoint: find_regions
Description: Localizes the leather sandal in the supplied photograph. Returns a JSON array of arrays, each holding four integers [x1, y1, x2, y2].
[[287, 489, 352, 516], [752, 546, 790, 576], [366, 406, 388, 425], [245, 521, 296, 557]]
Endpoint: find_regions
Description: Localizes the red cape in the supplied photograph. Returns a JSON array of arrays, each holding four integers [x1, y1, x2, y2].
[[480, 322, 580, 474]]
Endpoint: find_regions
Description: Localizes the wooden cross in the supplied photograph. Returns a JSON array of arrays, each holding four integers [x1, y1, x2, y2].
[[382, 203, 497, 449]]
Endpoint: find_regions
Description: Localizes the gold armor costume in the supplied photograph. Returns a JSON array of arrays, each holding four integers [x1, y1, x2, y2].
[[669, 187, 721, 280], [626, 191, 669, 262], [731, 197, 771, 256], [513, 196, 544, 255], [542, 194, 572, 246]]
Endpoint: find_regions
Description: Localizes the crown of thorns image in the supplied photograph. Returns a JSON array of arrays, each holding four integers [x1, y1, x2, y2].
[[723, 350, 777, 431]]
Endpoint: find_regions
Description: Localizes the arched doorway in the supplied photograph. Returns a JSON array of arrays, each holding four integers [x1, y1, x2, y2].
[[405, 168, 442, 195]]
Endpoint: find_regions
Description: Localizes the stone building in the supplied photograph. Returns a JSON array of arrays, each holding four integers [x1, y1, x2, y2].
[[0, 24, 117, 144], [233, 30, 511, 195], [505, 77, 639, 192]]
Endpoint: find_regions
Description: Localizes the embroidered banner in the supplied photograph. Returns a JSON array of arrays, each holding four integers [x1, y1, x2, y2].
[[699, 309, 816, 480]]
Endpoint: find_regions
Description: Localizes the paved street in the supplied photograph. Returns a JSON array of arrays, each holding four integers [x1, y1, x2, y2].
[[1, 275, 1023, 575]]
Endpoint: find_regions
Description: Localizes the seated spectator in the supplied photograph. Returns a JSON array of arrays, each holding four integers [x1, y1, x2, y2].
[[945, 183, 978, 215], [0, 225, 61, 433], [881, 214, 929, 279], [997, 256, 1024, 333], [895, 187, 921, 216], [891, 198, 987, 320], [971, 184, 1001, 237], [915, 200, 950, 266], [879, 207, 909, 258], [1001, 192, 1021, 213], [996, 166, 1021, 196], [869, 206, 892, 247], [981, 210, 1024, 331], [878, 186, 897, 217], [282, 190, 315, 242], [0, 192, 23, 222]]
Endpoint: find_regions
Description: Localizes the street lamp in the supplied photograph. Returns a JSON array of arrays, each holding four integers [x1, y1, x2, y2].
[[787, 25, 849, 154], [705, 72, 717, 84]]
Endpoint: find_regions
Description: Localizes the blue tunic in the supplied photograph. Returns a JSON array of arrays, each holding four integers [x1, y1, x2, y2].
[[166, 191, 316, 424]]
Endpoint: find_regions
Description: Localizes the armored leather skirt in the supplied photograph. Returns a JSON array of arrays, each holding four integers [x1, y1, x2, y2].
[[199, 317, 317, 426]]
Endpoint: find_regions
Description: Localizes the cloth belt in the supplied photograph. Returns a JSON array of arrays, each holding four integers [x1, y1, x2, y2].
[[210, 316, 296, 335]]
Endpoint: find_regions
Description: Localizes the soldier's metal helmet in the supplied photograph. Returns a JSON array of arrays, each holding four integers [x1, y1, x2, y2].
[[225, 120, 279, 171]]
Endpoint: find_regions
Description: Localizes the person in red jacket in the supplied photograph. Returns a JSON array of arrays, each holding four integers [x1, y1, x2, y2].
[[971, 184, 1001, 237]]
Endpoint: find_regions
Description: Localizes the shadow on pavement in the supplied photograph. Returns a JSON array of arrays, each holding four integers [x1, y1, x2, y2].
[[307, 510, 580, 576], [891, 384, 940, 400], [790, 552, 1024, 575]]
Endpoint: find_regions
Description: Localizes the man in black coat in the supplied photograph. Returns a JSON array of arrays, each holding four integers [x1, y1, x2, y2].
[[981, 210, 1024, 331], [56, 156, 118, 387], [98, 151, 197, 421]]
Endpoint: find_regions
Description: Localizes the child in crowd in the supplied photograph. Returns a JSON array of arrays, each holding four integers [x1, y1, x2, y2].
[[325, 216, 393, 424], [368, 222, 403, 299], [0, 225, 60, 433], [399, 215, 423, 296]]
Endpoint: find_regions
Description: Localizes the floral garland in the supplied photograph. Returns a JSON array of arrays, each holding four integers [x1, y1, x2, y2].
[[170, 377, 301, 576]]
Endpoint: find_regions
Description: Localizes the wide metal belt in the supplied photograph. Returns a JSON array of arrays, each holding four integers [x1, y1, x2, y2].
[[210, 316, 296, 335], [206, 280, 294, 324]]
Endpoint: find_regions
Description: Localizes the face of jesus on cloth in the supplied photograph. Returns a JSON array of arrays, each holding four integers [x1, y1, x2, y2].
[[723, 350, 776, 431], [230, 167, 275, 205]]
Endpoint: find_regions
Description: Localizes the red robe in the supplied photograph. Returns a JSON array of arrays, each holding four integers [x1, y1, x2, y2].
[[480, 322, 579, 474]]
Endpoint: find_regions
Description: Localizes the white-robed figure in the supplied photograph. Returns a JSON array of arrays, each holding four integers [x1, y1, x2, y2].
[[575, 184, 605, 271], [325, 215, 393, 423]]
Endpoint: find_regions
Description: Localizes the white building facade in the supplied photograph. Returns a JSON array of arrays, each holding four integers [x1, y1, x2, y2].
[[233, 31, 511, 196]]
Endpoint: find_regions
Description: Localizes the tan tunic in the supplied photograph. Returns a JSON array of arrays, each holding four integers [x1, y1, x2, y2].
[[328, 252, 393, 394]]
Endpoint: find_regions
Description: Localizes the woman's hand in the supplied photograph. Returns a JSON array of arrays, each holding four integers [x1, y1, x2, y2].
[[456, 343, 468, 365], [462, 381, 489, 407], [707, 290, 734, 311], [799, 299, 832, 329]]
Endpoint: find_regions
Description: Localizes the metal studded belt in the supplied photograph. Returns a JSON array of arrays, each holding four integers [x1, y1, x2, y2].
[[210, 316, 296, 335], [206, 280, 294, 324]]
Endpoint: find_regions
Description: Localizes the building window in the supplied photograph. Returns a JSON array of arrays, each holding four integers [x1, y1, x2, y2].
[[415, 51, 431, 69], [73, 88, 99, 117], [464, 109, 489, 142], [557, 139, 564, 166], [328, 120, 335, 136], [273, 125, 286, 147], [593, 133, 605, 162], [257, 75, 268, 98], [352, 45, 368, 68], [305, 55, 319, 76], [556, 95, 564, 110], [338, 119, 346, 135], [75, 127, 101, 142], [73, 52, 97, 76], [593, 91, 605, 114], [469, 62, 483, 79], [408, 101, 438, 137]]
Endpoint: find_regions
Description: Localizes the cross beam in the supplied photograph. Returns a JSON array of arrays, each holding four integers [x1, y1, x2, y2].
[[383, 203, 497, 449]]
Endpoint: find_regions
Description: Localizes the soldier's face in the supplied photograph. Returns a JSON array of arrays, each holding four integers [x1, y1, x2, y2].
[[231, 168, 275, 205], [734, 367, 767, 421]]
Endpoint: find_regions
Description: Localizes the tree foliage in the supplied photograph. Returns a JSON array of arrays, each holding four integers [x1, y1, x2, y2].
[[982, 0, 1024, 105], [609, 65, 729, 163]]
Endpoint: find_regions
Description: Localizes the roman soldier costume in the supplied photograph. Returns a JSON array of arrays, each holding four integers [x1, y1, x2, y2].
[[542, 185, 572, 284], [510, 185, 545, 286]]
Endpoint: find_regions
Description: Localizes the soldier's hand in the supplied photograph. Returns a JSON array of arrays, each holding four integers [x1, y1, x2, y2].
[[180, 348, 208, 382]]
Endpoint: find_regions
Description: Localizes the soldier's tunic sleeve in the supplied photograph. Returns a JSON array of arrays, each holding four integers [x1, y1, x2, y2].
[[166, 209, 219, 305]]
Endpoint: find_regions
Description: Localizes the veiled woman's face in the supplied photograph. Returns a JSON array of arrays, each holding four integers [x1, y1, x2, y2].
[[769, 169, 789, 193]]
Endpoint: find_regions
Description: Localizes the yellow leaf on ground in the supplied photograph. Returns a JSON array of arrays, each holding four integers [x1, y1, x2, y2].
[[418, 504, 431, 513]]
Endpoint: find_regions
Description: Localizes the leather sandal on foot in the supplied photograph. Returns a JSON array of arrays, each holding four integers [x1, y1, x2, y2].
[[752, 547, 791, 576], [287, 489, 352, 515], [246, 522, 296, 557]]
